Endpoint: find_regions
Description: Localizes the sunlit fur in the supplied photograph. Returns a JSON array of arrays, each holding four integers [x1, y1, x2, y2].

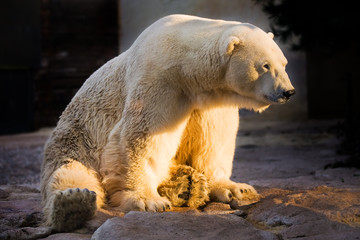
[[41, 14, 294, 231]]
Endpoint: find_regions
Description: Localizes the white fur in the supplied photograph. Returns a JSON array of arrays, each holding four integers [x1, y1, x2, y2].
[[41, 14, 294, 231]]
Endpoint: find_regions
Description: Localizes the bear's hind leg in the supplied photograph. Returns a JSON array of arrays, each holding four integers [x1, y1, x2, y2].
[[43, 160, 105, 231], [48, 188, 96, 231]]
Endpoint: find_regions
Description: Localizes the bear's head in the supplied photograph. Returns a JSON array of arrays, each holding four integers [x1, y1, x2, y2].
[[221, 23, 295, 112]]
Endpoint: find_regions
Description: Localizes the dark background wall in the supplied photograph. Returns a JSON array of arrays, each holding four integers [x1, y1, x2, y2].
[[0, 0, 119, 134], [0, 0, 41, 134], [307, 49, 359, 119]]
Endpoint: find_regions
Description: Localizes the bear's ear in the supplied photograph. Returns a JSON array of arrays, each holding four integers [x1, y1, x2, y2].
[[268, 32, 274, 39], [225, 36, 242, 55]]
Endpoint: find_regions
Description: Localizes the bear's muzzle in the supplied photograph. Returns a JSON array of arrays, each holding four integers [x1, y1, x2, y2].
[[283, 89, 296, 99]]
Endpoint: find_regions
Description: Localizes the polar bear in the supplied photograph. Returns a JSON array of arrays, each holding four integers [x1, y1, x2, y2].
[[41, 14, 295, 231]]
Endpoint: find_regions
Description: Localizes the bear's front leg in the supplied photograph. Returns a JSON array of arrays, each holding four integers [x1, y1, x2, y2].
[[184, 107, 260, 205], [101, 102, 190, 212], [101, 129, 171, 212]]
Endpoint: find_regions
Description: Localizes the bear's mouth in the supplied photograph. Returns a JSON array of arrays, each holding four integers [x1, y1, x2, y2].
[[264, 94, 289, 104]]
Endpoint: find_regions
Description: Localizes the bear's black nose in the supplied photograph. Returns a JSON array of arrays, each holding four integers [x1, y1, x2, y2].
[[283, 89, 296, 98]]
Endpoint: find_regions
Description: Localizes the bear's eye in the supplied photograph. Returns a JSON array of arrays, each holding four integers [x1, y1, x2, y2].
[[263, 63, 270, 70]]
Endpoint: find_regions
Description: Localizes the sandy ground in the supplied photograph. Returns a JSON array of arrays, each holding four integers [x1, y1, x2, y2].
[[0, 128, 52, 185]]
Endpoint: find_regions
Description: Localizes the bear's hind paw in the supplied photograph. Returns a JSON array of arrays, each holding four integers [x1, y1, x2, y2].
[[158, 165, 210, 208], [50, 188, 97, 231]]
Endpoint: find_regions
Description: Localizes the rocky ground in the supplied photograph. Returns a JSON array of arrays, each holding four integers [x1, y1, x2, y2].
[[0, 118, 359, 240]]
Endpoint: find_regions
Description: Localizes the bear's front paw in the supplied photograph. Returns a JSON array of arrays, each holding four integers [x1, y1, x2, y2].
[[111, 190, 171, 212], [51, 188, 97, 231], [210, 180, 260, 204]]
